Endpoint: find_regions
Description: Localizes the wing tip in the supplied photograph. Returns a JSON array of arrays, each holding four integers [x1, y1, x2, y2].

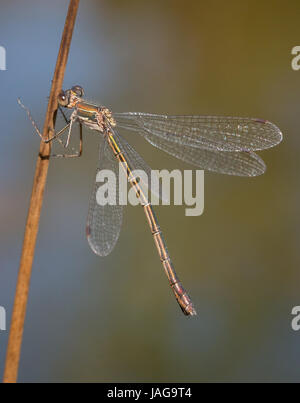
[[86, 225, 113, 257], [245, 151, 267, 177], [255, 118, 283, 148]]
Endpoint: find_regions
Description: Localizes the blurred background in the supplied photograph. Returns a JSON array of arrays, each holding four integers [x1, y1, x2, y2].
[[0, 0, 299, 382]]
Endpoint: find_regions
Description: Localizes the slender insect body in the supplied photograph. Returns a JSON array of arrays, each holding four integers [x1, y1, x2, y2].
[[19, 85, 282, 316]]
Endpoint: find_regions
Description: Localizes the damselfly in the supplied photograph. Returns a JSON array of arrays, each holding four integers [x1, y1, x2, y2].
[[19, 86, 283, 316]]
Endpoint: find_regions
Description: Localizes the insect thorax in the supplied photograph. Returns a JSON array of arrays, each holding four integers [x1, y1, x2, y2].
[[101, 107, 116, 128], [76, 103, 116, 132]]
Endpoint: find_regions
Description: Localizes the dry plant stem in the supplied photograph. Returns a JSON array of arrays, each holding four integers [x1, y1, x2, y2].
[[3, 0, 80, 383]]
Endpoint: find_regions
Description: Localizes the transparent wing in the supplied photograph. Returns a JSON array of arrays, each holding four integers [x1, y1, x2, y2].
[[112, 130, 168, 201], [86, 135, 123, 257], [113, 112, 283, 152], [143, 132, 266, 176]]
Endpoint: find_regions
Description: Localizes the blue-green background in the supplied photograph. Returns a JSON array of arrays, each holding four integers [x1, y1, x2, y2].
[[0, 0, 299, 382]]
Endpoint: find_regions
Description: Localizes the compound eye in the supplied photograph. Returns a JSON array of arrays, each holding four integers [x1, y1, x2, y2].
[[58, 90, 69, 107], [71, 85, 84, 97]]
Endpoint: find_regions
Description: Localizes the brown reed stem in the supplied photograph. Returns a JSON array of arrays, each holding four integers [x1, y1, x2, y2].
[[3, 0, 80, 383]]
